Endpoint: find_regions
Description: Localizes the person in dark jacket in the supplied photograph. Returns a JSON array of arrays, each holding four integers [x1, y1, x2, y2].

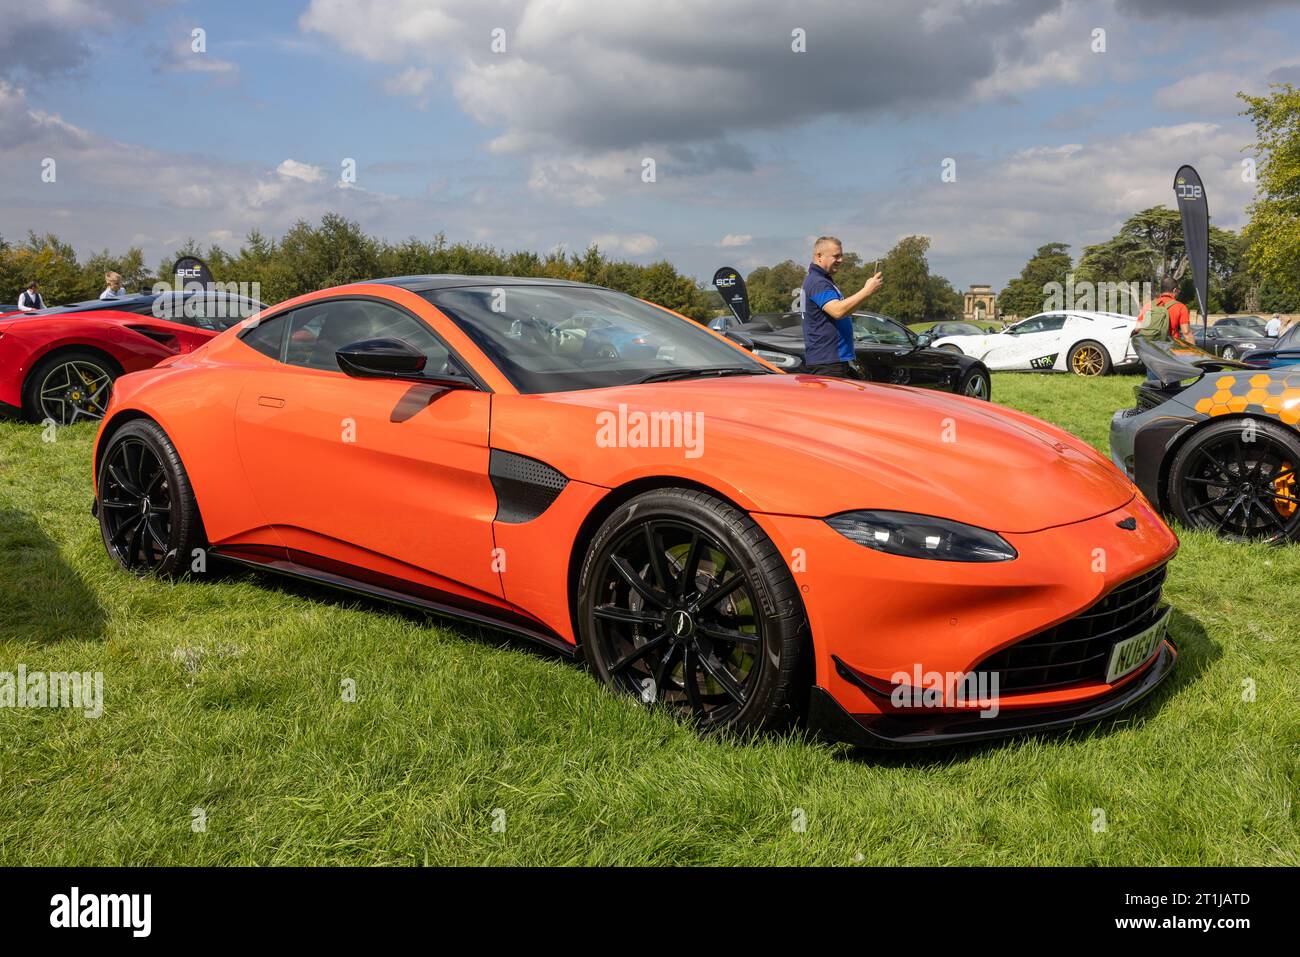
[[801, 236, 883, 378], [17, 280, 46, 312]]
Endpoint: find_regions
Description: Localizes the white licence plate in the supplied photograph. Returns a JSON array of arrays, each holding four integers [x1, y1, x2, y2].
[[1106, 607, 1170, 683]]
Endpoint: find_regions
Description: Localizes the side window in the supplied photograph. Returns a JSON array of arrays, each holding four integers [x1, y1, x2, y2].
[[1038, 315, 1068, 332], [283, 299, 454, 374], [240, 314, 288, 360]]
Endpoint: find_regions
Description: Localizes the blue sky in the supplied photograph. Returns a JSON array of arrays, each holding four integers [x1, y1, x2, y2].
[[2, 0, 1298, 290]]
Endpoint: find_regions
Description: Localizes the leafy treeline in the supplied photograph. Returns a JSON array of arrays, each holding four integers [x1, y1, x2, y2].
[[745, 235, 964, 323], [0, 214, 713, 320]]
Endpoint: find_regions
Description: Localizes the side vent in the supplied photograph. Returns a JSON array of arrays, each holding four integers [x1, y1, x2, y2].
[[489, 450, 569, 524]]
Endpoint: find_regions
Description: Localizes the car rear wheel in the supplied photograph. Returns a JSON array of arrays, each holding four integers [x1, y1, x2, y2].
[[1068, 340, 1111, 377], [958, 367, 991, 400], [577, 488, 808, 735], [1167, 419, 1300, 543], [98, 419, 206, 576], [24, 351, 116, 425]]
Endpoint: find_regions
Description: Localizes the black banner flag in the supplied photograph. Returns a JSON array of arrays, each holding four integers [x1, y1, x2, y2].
[[1173, 165, 1209, 331], [711, 266, 750, 325]]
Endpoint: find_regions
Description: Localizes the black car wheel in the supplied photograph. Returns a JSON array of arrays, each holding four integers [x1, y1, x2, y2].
[[1068, 340, 1111, 377], [1167, 419, 1300, 543], [1222, 346, 1237, 360], [577, 488, 807, 734], [959, 367, 991, 401], [98, 419, 206, 576], [24, 351, 116, 425]]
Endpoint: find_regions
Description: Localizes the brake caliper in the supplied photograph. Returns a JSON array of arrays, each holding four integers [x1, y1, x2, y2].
[[1275, 461, 1296, 518]]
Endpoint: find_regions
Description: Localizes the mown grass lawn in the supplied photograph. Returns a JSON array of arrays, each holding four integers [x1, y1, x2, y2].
[[0, 372, 1296, 865]]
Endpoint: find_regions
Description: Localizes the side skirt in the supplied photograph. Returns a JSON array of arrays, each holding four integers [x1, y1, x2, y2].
[[210, 547, 577, 658]]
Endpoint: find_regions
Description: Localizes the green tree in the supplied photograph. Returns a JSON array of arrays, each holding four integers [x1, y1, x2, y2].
[[869, 235, 933, 323], [1240, 84, 1300, 311], [1076, 207, 1236, 287], [998, 242, 1072, 319], [744, 260, 805, 313]]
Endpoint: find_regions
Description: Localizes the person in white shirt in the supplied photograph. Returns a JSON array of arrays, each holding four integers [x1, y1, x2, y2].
[[99, 271, 127, 300], [17, 281, 45, 312], [1266, 313, 1283, 337]]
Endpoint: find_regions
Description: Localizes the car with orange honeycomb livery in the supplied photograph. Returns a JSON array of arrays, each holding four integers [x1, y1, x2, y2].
[[1111, 338, 1300, 542], [92, 276, 1180, 746]]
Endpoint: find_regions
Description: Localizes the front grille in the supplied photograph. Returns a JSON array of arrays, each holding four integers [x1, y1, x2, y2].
[[974, 565, 1168, 692]]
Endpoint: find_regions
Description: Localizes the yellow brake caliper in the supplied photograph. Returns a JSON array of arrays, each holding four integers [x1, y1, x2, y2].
[[1275, 461, 1296, 519]]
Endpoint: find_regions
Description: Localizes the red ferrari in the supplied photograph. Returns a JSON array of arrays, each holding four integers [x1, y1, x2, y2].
[[91, 276, 1179, 746], [0, 291, 264, 425]]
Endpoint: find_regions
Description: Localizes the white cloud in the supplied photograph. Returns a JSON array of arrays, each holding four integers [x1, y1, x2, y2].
[[383, 66, 435, 98], [591, 233, 659, 256], [719, 234, 752, 247], [276, 159, 326, 183]]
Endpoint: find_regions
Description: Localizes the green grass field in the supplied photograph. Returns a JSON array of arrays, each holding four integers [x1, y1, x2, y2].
[[1, 372, 1296, 865]]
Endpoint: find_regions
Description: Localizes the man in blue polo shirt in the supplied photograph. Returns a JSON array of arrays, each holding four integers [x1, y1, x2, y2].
[[802, 236, 883, 378]]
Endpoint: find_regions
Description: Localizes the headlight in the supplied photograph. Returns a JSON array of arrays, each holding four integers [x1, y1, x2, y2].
[[753, 349, 800, 369], [826, 510, 1017, 562]]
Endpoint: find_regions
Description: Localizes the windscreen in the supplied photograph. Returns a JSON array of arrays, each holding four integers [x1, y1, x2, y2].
[[421, 285, 768, 394]]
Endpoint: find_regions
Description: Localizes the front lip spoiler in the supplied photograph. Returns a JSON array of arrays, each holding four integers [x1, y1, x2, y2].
[[808, 638, 1177, 749]]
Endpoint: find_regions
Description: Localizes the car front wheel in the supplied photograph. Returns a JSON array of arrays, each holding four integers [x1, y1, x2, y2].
[[958, 367, 991, 400], [98, 419, 206, 576], [577, 488, 808, 734]]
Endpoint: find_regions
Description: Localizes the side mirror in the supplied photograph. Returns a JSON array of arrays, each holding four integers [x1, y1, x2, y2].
[[336, 337, 474, 389], [725, 330, 755, 351], [915, 332, 934, 348]]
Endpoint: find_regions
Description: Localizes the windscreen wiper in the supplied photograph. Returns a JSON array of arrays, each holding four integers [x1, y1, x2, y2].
[[635, 366, 765, 384]]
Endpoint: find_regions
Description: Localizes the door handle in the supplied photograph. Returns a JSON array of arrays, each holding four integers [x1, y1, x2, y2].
[[257, 396, 285, 408]]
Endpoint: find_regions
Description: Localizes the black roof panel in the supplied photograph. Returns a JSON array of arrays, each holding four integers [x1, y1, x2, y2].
[[369, 275, 604, 293]]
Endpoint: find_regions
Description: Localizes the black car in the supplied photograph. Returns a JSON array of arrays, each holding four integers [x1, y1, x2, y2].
[[723, 311, 992, 399], [928, 320, 997, 337], [1214, 315, 1269, 335], [1243, 322, 1300, 370], [1194, 323, 1277, 361]]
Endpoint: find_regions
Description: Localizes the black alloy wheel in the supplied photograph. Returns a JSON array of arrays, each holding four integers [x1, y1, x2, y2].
[[98, 419, 206, 576], [578, 488, 807, 733], [1167, 419, 1300, 543]]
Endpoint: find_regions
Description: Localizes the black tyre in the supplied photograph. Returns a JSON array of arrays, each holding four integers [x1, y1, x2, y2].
[[577, 488, 807, 734], [23, 350, 117, 425], [1221, 346, 1237, 361], [1167, 418, 1300, 543], [97, 419, 206, 576], [1067, 340, 1111, 377], [958, 366, 992, 401]]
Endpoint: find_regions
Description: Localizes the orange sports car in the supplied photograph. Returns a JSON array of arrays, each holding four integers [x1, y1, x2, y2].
[[91, 277, 1179, 746]]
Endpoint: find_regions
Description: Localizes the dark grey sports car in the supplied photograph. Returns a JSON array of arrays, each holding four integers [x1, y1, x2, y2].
[[1111, 338, 1300, 542], [1194, 323, 1277, 361], [717, 310, 992, 400]]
